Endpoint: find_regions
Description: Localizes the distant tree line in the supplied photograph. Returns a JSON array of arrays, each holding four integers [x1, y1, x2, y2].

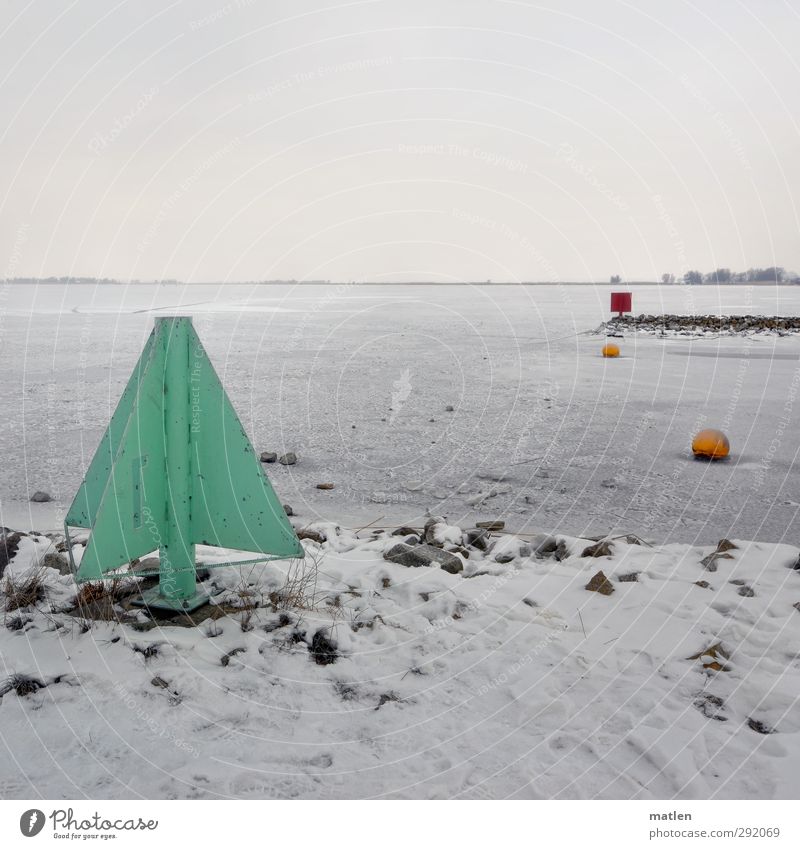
[[677, 267, 796, 284], [612, 268, 799, 285]]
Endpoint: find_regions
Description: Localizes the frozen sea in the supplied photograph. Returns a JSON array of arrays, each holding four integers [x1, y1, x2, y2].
[[2, 282, 800, 544]]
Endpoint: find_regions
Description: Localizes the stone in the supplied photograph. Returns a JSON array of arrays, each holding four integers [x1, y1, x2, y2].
[[42, 551, 71, 575], [0, 531, 22, 577], [383, 542, 463, 574], [581, 539, 613, 558], [617, 572, 639, 582], [297, 528, 326, 544], [494, 551, 516, 564], [701, 551, 733, 571], [554, 540, 570, 561], [716, 538, 738, 552], [695, 580, 711, 588], [278, 452, 297, 465], [30, 491, 52, 503], [585, 570, 615, 595], [464, 528, 490, 551], [476, 520, 505, 531], [260, 451, 277, 463], [392, 526, 419, 537], [316, 482, 335, 490], [283, 504, 294, 517], [737, 585, 755, 597], [445, 405, 454, 412], [531, 534, 558, 556]]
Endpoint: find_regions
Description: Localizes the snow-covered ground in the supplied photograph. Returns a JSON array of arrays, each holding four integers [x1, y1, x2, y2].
[[1, 523, 799, 799], [2, 282, 800, 543]]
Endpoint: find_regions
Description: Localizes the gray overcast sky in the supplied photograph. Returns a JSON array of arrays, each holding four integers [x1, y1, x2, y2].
[[1, 0, 799, 282]]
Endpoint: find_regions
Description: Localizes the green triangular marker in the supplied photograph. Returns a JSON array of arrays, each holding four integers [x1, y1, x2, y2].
[[65, 316, 303, 611]]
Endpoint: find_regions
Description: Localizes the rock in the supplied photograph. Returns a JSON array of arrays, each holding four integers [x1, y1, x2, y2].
[[464, 528, 490, 551], [585, 570, 615, 595], [581, 539, 613, 558], [383, 542, 463, 574], [30, 491, 52, 503], [695, 580, 711, 588], [283, 504, 294, 517], [297, 528, 326, 544], [445, 405, 454, 412], [716, 538, 737, 552], [278, 452, 297, 465], [617, 572, 639, 582], [42, 551, 71, 575], [391, 526, 419, 537], [316, 482, 335, 490], [132, 556, 160, 574], [476, 520, 505, 531], [0, 531, 22, 577], [424, 518, 462, 547], [554, 540, 570, 561], [737, 585, 755, 597], [793, 602, 800, 613], [700, 551, 733, 571], [260, 451, 277, 463], [494, 551, 516, 564], [531, 534, 558, 556]]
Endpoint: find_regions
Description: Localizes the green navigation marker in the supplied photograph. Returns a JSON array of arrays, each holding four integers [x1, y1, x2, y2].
[[65, 316, 303, 612]]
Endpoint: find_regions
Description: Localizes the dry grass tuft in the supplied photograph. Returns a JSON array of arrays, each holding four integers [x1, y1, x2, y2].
[[73, 577, 137, 620], [0, 673, 46, 698], [3, 565, 46, 612], [269, 554, 320, 612]]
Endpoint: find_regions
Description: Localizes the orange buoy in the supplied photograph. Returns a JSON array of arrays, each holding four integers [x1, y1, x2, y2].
[[602, 343, 620, 358], [692, 429, 730, 460]]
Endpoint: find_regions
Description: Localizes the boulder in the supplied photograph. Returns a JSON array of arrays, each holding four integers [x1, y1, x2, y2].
[[383, 542, 463, 574], [585, 570, 615, 595]]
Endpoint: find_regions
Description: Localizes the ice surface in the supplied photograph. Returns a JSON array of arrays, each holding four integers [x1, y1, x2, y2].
[[3, 282, 799, 544]]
